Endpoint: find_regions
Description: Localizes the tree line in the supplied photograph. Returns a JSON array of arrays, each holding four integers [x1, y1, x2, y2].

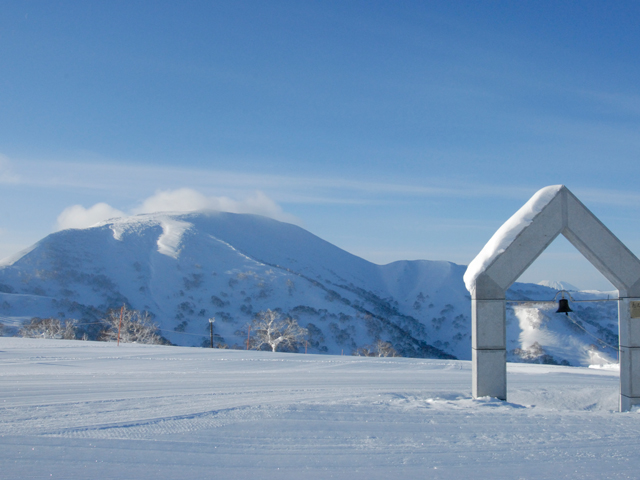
[[17, 307, 169, 345], [13, 306, 398, 356]]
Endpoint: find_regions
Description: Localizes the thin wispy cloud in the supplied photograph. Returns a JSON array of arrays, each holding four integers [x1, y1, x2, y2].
[[0, 154, 20, 184], [9, 155, 640, 211], [576, 89, 640, 118], [572, 187, 640, 208], [7, 154, 640, 219], [7, 156, 549, 202]]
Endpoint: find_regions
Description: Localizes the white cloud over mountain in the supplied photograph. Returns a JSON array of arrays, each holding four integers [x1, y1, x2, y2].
[[56, 203, 127, 230], [55, 188, 300, 231]]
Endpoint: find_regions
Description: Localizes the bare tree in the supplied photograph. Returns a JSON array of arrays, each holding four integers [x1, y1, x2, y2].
[[353, 345, 375, 357], [249, 309, 308, 352], [375, 340, 398, 357], [353, 340, 398, 357], [20, 317, 77, 339], [99, 307, 165, 344]]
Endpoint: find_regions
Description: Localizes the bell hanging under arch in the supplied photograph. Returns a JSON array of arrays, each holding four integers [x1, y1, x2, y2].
[[556, 298, 573, 315]]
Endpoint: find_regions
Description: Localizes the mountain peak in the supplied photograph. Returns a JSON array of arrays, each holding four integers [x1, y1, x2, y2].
[[537, 280, 579, 291]]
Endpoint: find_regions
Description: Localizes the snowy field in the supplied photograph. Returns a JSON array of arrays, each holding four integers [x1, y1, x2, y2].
[[1, 338, 638, 480]]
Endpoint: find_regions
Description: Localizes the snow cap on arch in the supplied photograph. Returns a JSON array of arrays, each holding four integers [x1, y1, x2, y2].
[[464, 185, 640, 298]]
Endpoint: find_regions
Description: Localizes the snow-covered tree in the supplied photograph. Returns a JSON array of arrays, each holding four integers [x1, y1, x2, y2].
[[99, 307, 166, 344], [353, 340, 398, 357], [249, 309, 308, 352], [20, 317, 77, 339], [375, 340, 398, 357]]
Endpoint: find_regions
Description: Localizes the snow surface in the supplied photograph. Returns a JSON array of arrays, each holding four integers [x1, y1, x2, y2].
[[1, 337, 636, 480], [156, 218, 192, 259], [109, 213, 192, 259], [464, 185, 563, 295]]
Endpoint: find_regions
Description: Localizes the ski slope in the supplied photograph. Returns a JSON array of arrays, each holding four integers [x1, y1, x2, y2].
[[1, 338, 638, 479]]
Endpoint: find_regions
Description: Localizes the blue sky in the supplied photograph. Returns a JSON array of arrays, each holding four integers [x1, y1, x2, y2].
[[1, 1, 639, 290]]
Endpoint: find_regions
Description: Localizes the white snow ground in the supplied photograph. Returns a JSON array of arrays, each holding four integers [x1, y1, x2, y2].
[[1, 338, 638, 480]]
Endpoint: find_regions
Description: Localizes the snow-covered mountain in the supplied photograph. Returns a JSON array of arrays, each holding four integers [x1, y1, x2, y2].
[[0, 211, 619, 365], [537, 280, 579, 291]]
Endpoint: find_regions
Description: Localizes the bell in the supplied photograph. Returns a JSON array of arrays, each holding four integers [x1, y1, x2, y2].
[[556, 298, 573, 315]]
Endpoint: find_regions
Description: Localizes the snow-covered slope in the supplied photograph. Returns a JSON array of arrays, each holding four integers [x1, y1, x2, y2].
[[506, 283, 618, 366], [0, 211, 619, 365]]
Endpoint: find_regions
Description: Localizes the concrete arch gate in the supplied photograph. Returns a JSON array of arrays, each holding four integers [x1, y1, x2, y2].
[[464, 185, 640, 412]]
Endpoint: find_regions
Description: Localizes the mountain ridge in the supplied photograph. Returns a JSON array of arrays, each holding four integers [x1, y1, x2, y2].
[[0, 210, 619, 365]]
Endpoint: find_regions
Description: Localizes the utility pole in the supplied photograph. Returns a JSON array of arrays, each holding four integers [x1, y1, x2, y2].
[[209, 317, 215, 348], [117, 305, 124, 346]]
